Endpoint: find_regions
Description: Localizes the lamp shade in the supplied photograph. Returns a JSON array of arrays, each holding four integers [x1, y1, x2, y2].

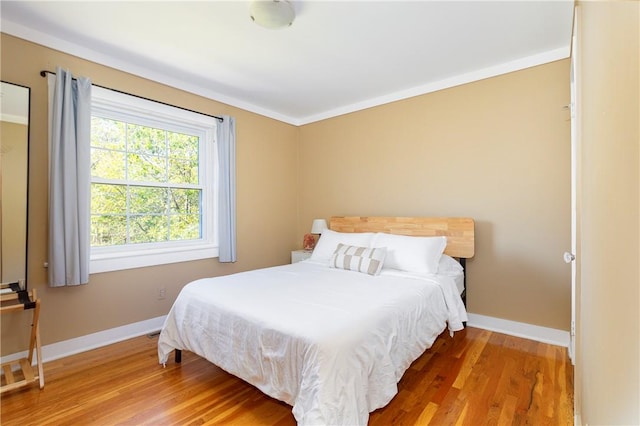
[[249, 0, 295, 29], [310, 219, 328, 234]]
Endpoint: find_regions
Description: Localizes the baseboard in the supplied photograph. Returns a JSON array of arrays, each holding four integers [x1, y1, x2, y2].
[[0, 315, 167, 366], [1, 313, 569, 368], [467, 313, 570, 348]]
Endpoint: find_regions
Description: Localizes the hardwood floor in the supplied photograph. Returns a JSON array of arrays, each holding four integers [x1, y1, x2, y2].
[[0, 327, 573, 425]]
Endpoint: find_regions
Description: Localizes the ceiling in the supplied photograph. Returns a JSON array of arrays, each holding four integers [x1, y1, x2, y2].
[[1, 1, 574, 125]]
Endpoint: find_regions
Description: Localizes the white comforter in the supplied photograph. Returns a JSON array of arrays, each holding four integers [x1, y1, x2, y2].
[[158, 260, 467, 425]]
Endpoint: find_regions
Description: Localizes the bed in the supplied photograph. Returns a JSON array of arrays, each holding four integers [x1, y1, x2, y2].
[[158, 216, 474, 425]]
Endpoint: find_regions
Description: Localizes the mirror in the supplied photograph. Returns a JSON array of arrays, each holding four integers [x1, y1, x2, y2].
[[1, 81, 30, 287]]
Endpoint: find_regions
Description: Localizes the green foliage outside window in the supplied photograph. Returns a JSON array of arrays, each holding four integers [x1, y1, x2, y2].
[[90, 117, 202, 247]]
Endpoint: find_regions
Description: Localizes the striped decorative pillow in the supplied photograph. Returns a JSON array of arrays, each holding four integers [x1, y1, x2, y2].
[[330, 244, 387, 276]]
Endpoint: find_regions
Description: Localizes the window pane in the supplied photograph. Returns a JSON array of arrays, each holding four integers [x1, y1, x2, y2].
[[92, 148, 125, 180], [92, 183, 126, 214], [168, 132, 198, 159], [128, 152, 167, 182], [129, 186, 168, 214], [128, 124, 167, 156], [91, 215, 126, 246], [168, 158, 198, 184], [129, 215, 168, 243], [169, 188, 200, 214], [170, 214, 201, 240], [169, 188, 201, 240], [91, 117, 126, 151]]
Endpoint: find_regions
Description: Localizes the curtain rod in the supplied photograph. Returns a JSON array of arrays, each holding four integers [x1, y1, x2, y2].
[[40, 70, 223, 122]]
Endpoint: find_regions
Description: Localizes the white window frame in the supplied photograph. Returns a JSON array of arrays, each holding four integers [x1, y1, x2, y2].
[[90, 87, 218, 274]]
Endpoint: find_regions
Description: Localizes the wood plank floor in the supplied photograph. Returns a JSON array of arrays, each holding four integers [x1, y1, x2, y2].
[[0, 327, 573, 425]]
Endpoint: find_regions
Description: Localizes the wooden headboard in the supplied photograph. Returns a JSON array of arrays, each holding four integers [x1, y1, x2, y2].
[[329, 216, 475, 259]]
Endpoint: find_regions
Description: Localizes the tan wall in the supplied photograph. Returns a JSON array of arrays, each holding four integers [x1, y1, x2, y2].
[[1, 121, 28, 283], [298, 60, 572, 330], [0, 31, 574, 354], [576, 2, 639, 424], [0, 34, 300, 354]]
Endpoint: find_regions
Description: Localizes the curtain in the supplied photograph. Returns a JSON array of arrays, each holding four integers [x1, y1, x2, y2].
[[47, 67, 92, 286], [217, 116, 237, 263]]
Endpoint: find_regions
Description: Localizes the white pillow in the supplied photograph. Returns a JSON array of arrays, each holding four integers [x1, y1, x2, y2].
[[438, 254, 464, 275], [310, 230, 375, 263], [330, 244, 387, 276], [372, 233, 446, 274]]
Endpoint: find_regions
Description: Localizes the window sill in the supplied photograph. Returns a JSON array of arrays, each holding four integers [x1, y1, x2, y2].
[[90, 244, 219, 274]]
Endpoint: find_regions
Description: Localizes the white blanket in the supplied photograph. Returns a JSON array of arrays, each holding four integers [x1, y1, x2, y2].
[[158, 261, 467, 425]]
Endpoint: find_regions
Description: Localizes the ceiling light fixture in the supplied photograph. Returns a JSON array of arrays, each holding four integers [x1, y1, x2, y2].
[[249, 0, 295, 29]]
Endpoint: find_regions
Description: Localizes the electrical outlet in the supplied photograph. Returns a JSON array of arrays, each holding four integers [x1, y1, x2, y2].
[[157, 287, 166, 300]]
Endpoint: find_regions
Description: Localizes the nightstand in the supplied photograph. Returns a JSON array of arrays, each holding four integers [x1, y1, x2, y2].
[[291, 249, 312, 263]]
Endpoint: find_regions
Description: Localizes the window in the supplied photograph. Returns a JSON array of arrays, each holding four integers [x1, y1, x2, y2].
[[90, 87, 218, 273]]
